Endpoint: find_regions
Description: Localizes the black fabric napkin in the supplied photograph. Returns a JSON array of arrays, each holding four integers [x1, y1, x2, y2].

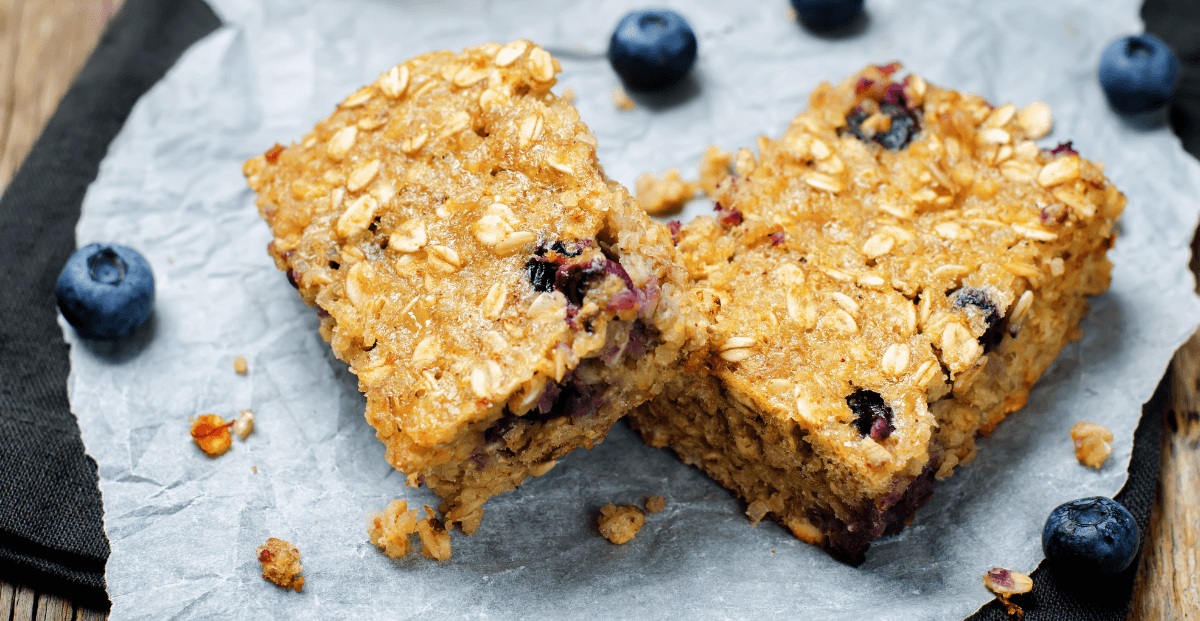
[[0, 0, 1193, 616], [0, 0, 220, 609]]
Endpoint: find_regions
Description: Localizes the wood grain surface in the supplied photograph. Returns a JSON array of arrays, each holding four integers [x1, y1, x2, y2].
[[0, 0, 1196, 619]]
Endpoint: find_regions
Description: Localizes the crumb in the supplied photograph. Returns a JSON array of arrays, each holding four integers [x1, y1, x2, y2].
[[367, 499, 419, 559], [697, 145, 733, 197], [644, 496, 666, 514], [252, 466, 258, 473], [1070, 421, 1113, 469], [189, 414, 233, 457], [784, 6, 797, 21], [561, 87, 575, 104], [611, 86, 636, 111], [598, 503, 645, 544], [635, 168, 698, 215], [983, 567, 1032, 617], [416, 505, 452, 560], [232, 409, 255, 440], [167, 257, 174, 264], [233, 355, 248, 375], [256, 537, 305, 591]]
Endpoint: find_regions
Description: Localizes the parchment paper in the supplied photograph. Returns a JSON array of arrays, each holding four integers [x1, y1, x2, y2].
[[66, 0, 1200, 618]]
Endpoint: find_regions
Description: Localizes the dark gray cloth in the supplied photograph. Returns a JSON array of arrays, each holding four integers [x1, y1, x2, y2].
[[0, 0, 219, 609], [0, 0, 1192, 616]]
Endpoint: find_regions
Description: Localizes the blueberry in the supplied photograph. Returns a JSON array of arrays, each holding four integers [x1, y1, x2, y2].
[[1098, 34, 1179, 115], [790, 0, 863, 31], [1042, 497, 1139, 574], [608, 9, 697, 91], [846, 389, 893, 440], [55, 243, 155, 340]]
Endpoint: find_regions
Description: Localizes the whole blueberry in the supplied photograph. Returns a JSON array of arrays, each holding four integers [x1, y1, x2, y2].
[[1099, 34, 1179, 115], [1042, 497, 1139, 574], [608, 9, 697, 91], [791, 0, 864, 31], [56, 243, 155, 340]]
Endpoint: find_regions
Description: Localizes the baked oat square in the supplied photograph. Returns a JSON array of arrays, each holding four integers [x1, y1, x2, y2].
[[628, 64, 1124, 564], [244, 41, 709, 533]]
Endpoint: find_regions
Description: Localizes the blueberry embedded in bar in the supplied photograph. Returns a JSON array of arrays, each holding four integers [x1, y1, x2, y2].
[[243, 41, 710, 534]]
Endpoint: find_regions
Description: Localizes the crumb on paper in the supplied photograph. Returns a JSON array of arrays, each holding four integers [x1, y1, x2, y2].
[[644, 496, 666, 514], [232, 409, 255, 440], [784, 6, 797, 21], [698, 145, 733, 197], [611, 86, 635, 111], [190, 414, 233, 457], [416, 505, 452, 560], [1070, 421, 1113, 469], [635, 168, 698, 215], [256, 537, 305, 591], [252, 466, 258, 473], [983, 567, 1032, 617], [234, 355, 248, 375], [368, 499, 419, 559], [598, 503, 645, 544], [561, 87, 575, 104]]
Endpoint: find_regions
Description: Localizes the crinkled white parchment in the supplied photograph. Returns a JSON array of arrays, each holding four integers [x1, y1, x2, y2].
[[66, 0, 1200, 618]]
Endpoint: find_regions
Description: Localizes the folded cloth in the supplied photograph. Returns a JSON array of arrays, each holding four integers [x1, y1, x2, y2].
[[0, 0, 220, 608]]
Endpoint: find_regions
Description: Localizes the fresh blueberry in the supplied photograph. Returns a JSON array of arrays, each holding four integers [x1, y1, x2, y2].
[[790, 0, 864, 31], [1099, 34, 1179, 115], [608, 9, 697, 91], [56, 243, 155, 340], [1042, 497, 1139, 574]]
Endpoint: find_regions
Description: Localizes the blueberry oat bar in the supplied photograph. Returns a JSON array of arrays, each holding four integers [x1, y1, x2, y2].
[[628, 64, 1125, 564], [243, 42, 709, 533]]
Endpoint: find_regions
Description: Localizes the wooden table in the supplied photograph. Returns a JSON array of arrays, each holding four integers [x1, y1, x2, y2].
[[0, 0, 1196, 618]]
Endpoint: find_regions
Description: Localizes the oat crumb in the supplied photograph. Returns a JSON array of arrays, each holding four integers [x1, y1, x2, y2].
[[233, 355, 248, 375], [561, 87, 575, 104], [232, 409, 255, 440], [367, 499, 419, 559], [983, 567, 1032, 617], [189, 414, 232, 457], [1070, 421, 1113, 469], [598, 503, 645, 544], [252, 466, 258, 473], [417, 504, 452, 560], [635, 168, 698, 215], [644, 496, 666, 514], [611, 86, 636, 111], [698, 145, 734, 197], [256, 537, 305, 591]]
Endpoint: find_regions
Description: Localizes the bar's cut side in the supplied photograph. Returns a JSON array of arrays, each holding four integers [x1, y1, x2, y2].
[[628, 64, 1125, 565], [244, 41, 709, 533]]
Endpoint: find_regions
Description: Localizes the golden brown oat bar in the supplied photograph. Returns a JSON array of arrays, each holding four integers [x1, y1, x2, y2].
[[628, 64, 1124, 564], [244, 41, 708, 533]]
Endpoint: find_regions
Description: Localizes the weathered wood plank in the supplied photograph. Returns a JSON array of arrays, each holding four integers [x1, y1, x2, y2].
[[0, 580, 14, 621], [0, 0, 120, 193], [74, 606, 107, 621], [33, 592, 72, 621], [1128, 330, 1200, 620], [13, 583, 36, 621]]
